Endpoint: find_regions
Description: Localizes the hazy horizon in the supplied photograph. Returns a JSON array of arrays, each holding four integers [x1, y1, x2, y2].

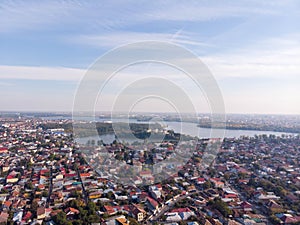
[[1, 110, 300, 117]]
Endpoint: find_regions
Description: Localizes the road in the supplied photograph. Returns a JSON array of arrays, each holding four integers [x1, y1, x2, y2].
[[46, 167, 53, 208], [76, 168, 88, 204]]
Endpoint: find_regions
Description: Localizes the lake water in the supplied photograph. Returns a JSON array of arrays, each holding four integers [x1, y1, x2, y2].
[[72, 118, 294, 144]]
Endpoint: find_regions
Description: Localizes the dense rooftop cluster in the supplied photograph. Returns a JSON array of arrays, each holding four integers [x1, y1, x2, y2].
[[0, 117, 299, 225]]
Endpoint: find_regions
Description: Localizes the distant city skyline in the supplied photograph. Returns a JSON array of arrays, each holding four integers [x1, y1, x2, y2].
[[0, 1, 299, 114]]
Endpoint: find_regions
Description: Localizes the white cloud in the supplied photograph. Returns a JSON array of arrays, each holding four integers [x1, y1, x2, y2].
[[202, 35, 300, 80], [0, 65, 84, 81], [70, 31, 210, 48], [2, 28, 300, 82], [0, 1, 139, 33], [197, 34, 300, 114], [2, 33, 300, 83], [142, 2, 278, 22], [0, 0, 293, 33]]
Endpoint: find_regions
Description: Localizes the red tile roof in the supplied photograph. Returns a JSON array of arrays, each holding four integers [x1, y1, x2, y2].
[[22, 211, 32, 221], [171, 207, 191, 213], [147, 197, 158, 208], [65, 207, 80, 214]]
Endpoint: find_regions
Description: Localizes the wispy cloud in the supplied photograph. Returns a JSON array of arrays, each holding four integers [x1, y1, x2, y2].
[[2, 33, 300, 82], [141, 1, 279, 22], [0, 65, 84, 81], [70, 31, 210, 48], [0, 0, 293, 33], [202, 34, 300, 80], [0, 1, 134, 33]]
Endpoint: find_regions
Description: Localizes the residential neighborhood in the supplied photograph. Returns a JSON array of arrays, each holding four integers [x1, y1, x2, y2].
[[0, 117, 299, 225]]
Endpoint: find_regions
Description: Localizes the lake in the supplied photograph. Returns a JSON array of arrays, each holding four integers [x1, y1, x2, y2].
[[74, 118, 294, 144]]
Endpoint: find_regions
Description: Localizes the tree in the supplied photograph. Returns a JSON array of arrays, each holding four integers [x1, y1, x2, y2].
[[269, 215, 281, 225], [238, 172, 247, 179], [69, 190, 82, 198], [96, 200, 104, 208], [208, 198, 232, 217], [42, 190, 48, 198], [128, 217, 139, 225], [88, 214, 99, 223], [0, 189, 8, 194], [52, 211, 71, 225], [106, 191, 115, 199], [73, 221, 83, 225], [67, 199, 81, 209], [224, 173, 230, 181], [86, 201, 97, 214], [49, 154, 55, 161], [203, 181, 212, 189], [31, 201, 39, 216], [25, 182, 34, 190]]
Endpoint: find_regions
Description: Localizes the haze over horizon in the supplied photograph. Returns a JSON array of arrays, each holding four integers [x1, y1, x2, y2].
[[1, 1, 299, 115]]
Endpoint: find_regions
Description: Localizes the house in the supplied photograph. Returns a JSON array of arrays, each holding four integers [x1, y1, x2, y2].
[[2, 200, 12, 211], [38, 184, 45, 190], [0, 147, 8, 154], [187, 185, 197, 193], [204, 219, 213, 225], [22, 211, 32, 222], [64, 207, 79, 219], [130, 204, 146, 222], [165, 212, 182, 221], [103, 205, 131, 216], [105, 215, 129, 225], [149, 185, 161, 200], [207, 189, 219, 198], [103, 205, 117, 216], [228, 220, 242, 225], [133, 176, 143, 185], [64, 173, 77, 179], [0, 212, 9, 223], [165, 208, 195, 222], [256, 192, 280, 202], [146, 197, 159, 212], [2, 166, 10, 172], [51, 191, 63, 203], [188, 222, 200, 225], [210, 178, 224, 188], [265, 200, 283, 213], [156, 184, 163, 191], [55, 174, 64, 180], [37, 207, 46, 220], [45, 208, 52, 217], [17, 199, 27, 209], [240, 201, 252, 212], [196, 178, 205, 185], [116, 217, 129, 225], [140, 171, 154, 180], [13, 211, 23, 223], [138, 192, 149, 203], [278, 214, 300, 224], [6, 175, 18, 183], [80, 173, 91, 179], [89, 192, 102, 199]]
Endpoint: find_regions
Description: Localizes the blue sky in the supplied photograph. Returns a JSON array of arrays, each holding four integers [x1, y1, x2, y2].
[[0, 0, 300, 114]]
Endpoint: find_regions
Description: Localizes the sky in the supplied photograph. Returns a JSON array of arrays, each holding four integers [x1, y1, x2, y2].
[[0, 0, 300, 114]]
